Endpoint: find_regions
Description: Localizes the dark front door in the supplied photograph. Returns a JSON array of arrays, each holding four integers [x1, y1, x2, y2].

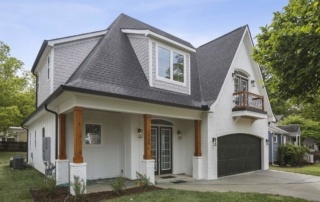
[[218, 134, 261, 177], [151, 126, 172, 175]]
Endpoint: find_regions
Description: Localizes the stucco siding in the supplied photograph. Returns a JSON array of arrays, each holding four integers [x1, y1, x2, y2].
[[53, 37, 101, 90]]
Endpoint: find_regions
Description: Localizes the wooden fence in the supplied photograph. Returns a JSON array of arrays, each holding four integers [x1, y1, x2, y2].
[[0, 142, 27, 152]]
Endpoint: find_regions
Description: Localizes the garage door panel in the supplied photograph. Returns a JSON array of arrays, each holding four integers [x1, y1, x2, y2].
[[218, 134, 261, 177]]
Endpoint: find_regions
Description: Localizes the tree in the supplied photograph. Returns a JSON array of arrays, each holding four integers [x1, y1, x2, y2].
[[0, 41, 35, 132], [253, 0, 320, 103], [280, 115, 320, 141]]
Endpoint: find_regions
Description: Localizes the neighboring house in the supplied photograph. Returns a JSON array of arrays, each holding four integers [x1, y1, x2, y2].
[[0, 127, 27, 142], [303, 137, 319, 151], [268, 123, 289, 164], [278, 124, 302, 146], [22, 14, 274, 194], [275, 114, 285, 122]]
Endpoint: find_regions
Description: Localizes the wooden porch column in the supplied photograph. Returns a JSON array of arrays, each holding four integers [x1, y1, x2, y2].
[[143, 114, 152, 160], [194, 120, 202, 156], [73, 107, 83, 163], [58, 114, 67, 160]]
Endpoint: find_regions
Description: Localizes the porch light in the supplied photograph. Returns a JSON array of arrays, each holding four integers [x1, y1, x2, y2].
[[212, 138, 217, 146], [266, 139, 269, 145], [137, 128, 143, 138], [251, 80, 255, 87], [177, 130, 182, 139]]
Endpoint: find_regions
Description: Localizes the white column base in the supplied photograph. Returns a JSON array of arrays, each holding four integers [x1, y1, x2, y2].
[[70, 163, 87, 195], [193, 156, 203, 179], [140, 160, 155, 185], [55, 159, 69, 185]]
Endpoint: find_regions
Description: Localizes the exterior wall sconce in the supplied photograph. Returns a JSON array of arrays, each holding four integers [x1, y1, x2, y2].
[[251, 80, 255, 87], [137, 128, 143, 138], [177, 130, 182, 139], [212, 137, 217, 146], [266, 139, 269, 145]]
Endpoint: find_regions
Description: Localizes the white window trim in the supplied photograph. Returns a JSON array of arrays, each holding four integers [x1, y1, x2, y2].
[[155, 42, 188, 87], [273, 135, 278, 143], [83, 122, 103, 147]]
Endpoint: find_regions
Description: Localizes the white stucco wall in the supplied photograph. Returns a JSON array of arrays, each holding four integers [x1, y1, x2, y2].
[[27, 112, 56, 174]]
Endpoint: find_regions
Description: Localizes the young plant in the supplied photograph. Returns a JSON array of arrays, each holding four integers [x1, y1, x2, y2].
[[109, 176, 127, 195], [136, 172, 153, 189], [71, 175, 86, 201], [37, 177, 57, 198]]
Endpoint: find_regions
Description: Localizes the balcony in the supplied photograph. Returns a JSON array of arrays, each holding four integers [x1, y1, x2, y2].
[[232, 91, 267, 122]]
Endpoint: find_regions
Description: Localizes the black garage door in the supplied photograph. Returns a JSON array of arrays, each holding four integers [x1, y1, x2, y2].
[[218, 134, 261, 177]]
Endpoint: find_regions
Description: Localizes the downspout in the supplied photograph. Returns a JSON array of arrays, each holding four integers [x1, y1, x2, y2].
[[45, 104, 58, 160], [271, 133, 274, 165], [21, 125, 29, 162]]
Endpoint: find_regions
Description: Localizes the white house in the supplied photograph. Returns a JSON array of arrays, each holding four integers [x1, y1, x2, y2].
[[22, 14, 274, 194]]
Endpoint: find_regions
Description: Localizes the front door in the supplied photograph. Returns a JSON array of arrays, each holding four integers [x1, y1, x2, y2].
[[151, 126, 172, 175]]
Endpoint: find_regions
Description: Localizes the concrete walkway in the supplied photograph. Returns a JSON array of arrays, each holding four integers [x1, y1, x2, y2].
[[156, 171, 320, 201]]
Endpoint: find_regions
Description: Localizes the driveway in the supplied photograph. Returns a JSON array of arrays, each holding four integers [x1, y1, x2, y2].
[[157, 170, 320, 201]]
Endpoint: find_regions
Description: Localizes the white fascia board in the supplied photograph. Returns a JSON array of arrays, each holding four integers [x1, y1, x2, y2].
[[47, 30, 107, 46], [121, 29, 196, 53]]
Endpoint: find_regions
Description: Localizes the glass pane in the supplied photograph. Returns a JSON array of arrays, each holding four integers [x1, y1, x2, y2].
[[173, 52, 184, 82], [241, 79, 248, 91], [161, 129, 171, 170], [151, 128, 157, 171], [158, 47, 170, 79], [85, 124, 101, 145], [234, 77, 240, 92]]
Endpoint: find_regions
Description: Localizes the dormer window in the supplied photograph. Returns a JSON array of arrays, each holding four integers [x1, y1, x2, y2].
[[157, 46, 185, 83]]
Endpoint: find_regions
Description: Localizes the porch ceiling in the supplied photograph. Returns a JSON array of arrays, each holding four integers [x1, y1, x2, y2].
[[50, 92, 204, 120]]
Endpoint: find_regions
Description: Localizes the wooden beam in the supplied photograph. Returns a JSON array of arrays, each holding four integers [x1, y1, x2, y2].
[[194, 120, 202, 156], [143, 114, 152, 160], [73, 107, 83, 163], [58, 114, 67, 160]]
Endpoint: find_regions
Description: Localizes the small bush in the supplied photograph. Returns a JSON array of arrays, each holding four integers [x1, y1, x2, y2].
[[278, 144, 310, 167], [71, 175, 86, 201], [37, 177, 57, 198], [136, 172, 153, 189], [110, 176, 126, 195], [313, 151, 320, 163]]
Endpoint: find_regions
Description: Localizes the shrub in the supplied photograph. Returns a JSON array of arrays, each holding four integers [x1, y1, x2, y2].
[[313, 151, 320, 163], [110, 176, 126, 195], [136, 172, 153, 189], [278, 144, 310, 166], [37, 177, 57, 198], [71, 175, 86, 201]]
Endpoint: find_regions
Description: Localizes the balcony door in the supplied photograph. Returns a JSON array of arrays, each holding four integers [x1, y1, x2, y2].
[[234, 71, 248, 92]]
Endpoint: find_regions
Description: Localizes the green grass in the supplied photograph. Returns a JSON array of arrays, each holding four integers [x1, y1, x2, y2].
[[0, 152, 44, 202], [104, 189, 309, 202], [270, 164, 320, 176]]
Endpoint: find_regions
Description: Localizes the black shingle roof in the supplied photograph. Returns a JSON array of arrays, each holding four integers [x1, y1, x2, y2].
[[62, 14, 246, 110]]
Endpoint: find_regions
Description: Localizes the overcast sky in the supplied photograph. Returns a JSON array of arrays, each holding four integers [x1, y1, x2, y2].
[[0, 0, 288, 71]]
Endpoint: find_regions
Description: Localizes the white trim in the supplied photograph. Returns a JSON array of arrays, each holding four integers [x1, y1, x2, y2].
[[121, 29, 196, 53], [155, 42, 187, 87], [273, 135, 278, 143], [47, 30, 107, 46]]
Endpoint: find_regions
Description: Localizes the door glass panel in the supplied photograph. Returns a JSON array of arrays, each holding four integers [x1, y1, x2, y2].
[[161, 129, 171, 170], [241, 79, 248, 91], [151, 128, 157, 171]]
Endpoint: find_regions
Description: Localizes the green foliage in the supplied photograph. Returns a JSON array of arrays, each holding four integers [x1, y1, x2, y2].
[[136, 172, 153, 189], [278, 144, 310, 166], [253, 0, 320, 103], [109, 176, 126, 195], [0, 40, 35, 131], [37, 177, 57, 198], [280, 115, 320, 141], [71, 175, 86, 201]]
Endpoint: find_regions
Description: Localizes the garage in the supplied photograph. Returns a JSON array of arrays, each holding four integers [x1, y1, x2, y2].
[[218, 134, 261, 177]]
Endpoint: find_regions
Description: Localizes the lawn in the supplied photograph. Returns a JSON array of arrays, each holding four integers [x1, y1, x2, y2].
[[270, 164, 320, 176], [0, 151, 43, 202], [104, 188, 309, 202]]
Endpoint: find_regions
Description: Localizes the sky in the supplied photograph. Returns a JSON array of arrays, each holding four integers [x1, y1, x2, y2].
[[0, 0, 289, 71]]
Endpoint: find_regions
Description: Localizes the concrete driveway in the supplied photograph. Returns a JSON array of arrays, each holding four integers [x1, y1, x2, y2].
[[157, 170, 320, 201]]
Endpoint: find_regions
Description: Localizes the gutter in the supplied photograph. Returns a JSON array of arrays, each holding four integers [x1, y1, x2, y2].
[[44, 104, 58, 160], [20, 125, 29, 162]]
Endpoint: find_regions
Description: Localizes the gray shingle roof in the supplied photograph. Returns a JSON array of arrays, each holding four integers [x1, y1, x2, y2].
[[63, 14, 246, 109], [278, 124, 301, 133]]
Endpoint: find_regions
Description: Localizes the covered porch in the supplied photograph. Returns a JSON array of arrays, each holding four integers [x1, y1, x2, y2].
[[52, 92, 205, 194]]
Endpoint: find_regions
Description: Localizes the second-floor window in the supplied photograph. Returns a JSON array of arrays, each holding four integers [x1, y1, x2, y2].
[[234, 71, 248, 92], [158, 46, 185, 83], [47, 56, 50, 80]]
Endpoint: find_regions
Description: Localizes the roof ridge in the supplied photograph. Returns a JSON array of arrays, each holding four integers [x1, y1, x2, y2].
[[197, 25, 247, 49]]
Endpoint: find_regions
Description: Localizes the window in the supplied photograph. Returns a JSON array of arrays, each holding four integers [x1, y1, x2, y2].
[[47, 56, 50, 80], [85, 124, 101, 145], [157, 46, 185, 83], [42, 127, 45, 137], [273, 135, 277, 143], [35, 131, 37, 148], [234, 70, 248, 92]]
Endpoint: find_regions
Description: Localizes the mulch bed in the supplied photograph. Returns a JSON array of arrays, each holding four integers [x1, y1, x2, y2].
[[30, 186, 163, 202]]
